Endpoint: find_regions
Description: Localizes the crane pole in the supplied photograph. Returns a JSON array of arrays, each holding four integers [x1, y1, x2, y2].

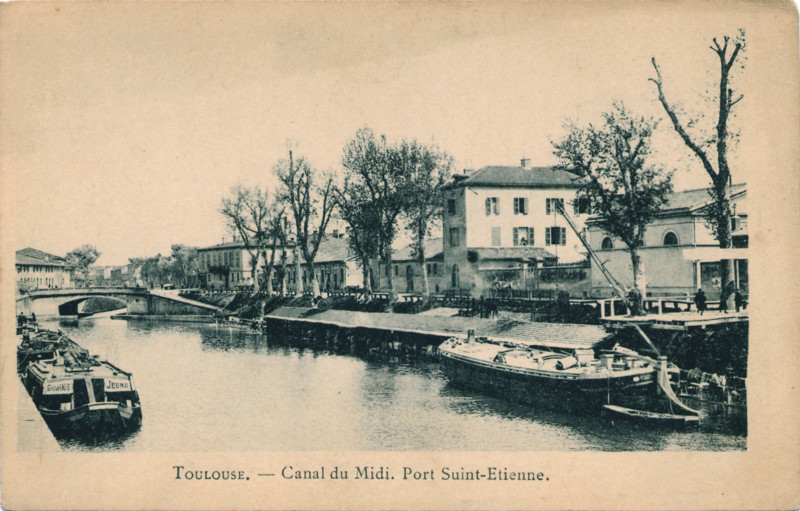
[[554, 203, 628, 299]]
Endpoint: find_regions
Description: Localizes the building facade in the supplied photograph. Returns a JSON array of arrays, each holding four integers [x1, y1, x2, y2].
[[197, 241, 252, 290], [586, 184, 747, 299], [442, 161, 590, 293], [16, 248, 72, 290], [375, 238, 446, 294], [197, 236, 360, 293]]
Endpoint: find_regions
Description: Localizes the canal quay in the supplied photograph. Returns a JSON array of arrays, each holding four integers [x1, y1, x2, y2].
[[19, 304, 747, 453]]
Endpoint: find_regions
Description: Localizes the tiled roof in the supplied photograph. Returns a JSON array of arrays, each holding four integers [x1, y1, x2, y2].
[[393, 238, 444, 262], [585, 183, 746, 225], [276, 237, 352, 265], [660, 183, 746, 214], [16, 248, 68, 267], [453, 165, 583, 189], [198, 240, 249, 251], [470, 247, 557, 261]]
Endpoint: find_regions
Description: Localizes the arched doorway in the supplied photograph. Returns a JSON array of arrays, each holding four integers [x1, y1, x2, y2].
[[451, 264, 460, 288], [406, 265, 414, 292]]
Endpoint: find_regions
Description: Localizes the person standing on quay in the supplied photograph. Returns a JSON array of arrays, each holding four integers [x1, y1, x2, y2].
[[694, 288, 707, 316]]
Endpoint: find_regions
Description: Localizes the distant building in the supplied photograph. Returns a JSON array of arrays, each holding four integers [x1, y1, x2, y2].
[[197, 235, 360, 293], [376, 238, 445, 294], [197, 241, 251, 290], [15, 248, 72, 290], [442, 160, 591, 292], [586, 183, 748, 299]]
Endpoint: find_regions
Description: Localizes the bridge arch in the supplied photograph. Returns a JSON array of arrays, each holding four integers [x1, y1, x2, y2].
[[57, 296, 129, 316]]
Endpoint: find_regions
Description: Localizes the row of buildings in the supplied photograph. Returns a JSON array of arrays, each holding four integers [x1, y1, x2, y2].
[[195, 159, 748, 299], [17, 160, 748, 300]]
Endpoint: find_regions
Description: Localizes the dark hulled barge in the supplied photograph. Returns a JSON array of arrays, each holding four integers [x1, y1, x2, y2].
[[438, 333, 686, 415], [18, 329, 142, 440]]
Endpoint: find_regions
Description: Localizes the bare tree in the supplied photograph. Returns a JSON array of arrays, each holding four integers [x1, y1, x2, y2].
[[220, 185, 271, 293], [341, 127, 407, 301], [398, 139, 453, 296], [650, 32, 745, 303], [553, 102, 673, 314], [274, 149, 335, 297]]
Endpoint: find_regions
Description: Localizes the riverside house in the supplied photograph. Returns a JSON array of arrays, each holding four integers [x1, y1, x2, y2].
[[442, 159, 591, 294]]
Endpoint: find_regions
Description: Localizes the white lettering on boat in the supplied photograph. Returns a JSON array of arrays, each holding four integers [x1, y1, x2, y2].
[[104, 379, 131, 392], [43, 380, 73, 395]]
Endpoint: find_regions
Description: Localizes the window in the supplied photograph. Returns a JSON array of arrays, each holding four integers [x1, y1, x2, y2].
[[449, 227, 460, 247], [546, 227, 567, 246], [513, 227, 534, 246], [601, 237, 614, 250], [426, 263, 431, 274], [491, 227, 501, 246], [573, 197, 591, 215], [433, 263, 438, 275], [394, 265, 399, 276], [546, 198, 564, 215], [513, 197, 529, 215], [485, 197, 499, 216], [663, 231, 679, 246], [447, 199, 456, 215], [451, 264, 460, 288]]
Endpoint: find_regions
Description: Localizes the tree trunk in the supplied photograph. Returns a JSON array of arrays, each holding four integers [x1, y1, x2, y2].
[[629, 248, 646, 316], [716, 182, 735, 304], [361, 262, 372, 297], [417, 222, 430, 297], [384, 246, 395, 302], [293, 244, 303, 297], [308, 259, 320, 297], [280, 246, 288, 296], [251, 255, 260, 294]]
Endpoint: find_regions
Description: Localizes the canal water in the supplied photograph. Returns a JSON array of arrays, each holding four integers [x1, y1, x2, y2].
[[30, 317, 746, 452]]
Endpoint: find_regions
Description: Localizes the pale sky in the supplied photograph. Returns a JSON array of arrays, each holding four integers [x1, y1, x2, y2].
[[2, 2, 773, 265]]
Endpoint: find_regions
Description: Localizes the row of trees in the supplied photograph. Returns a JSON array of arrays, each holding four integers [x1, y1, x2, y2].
[[219, 130, 453, 300], [128, 244, 199, 288], [552, 33, 745, 312]]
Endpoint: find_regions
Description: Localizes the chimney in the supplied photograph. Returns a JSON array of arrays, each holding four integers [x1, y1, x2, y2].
[[520, 158, 531, 168]]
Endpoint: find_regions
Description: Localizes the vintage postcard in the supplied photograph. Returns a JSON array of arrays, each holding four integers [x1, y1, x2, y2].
[[2, 1, 799, 509]]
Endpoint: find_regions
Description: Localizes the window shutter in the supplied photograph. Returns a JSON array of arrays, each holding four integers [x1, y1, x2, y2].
[[545, 227, 551, 245], [513, 198, 519, 215], [494, 198, 499, 215], [560, 228, 567, 246], [546, 199, 551, 215], [513, 228, 519, 246], [523, 198, 528, 215], [529, 227, 534, 246], [485, 198, 491, 216]]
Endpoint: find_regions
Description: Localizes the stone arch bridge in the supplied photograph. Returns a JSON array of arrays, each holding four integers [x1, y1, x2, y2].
[[16, 287, 222, 317]]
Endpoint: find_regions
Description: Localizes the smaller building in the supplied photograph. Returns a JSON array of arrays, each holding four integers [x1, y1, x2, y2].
[[586, 183, 747, 299], [16, 248, 72, 291], [197, 241, 250, 290], [197, 236, 360, 293], [376, 238, 445, 294]]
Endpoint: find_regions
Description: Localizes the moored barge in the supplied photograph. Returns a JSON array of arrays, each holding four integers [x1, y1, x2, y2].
[[19, 336, 142, 439], [439, 333, 680, 414]]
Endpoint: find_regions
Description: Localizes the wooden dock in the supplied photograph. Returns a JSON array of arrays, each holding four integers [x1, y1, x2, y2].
[[602, 310, 748, 331], [262, 307, 611, 350]]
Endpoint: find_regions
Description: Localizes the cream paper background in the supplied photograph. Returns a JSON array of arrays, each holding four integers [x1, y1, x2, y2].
[[1, 1, 799, 509]]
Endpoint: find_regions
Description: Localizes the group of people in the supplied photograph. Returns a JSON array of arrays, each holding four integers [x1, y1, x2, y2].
[[693, 282, 746, 315]]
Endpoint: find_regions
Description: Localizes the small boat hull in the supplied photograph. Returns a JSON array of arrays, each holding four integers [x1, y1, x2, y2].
[[601, 404, 700, 428]]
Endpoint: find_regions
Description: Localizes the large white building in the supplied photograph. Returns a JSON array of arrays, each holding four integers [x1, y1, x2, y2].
[[16, 248, 72, 290], [442, 160, 591, 292], [586, 183, 748, 300]]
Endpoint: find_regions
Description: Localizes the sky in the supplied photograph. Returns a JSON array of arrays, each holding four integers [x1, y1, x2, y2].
[[2, 2, 771, 266]]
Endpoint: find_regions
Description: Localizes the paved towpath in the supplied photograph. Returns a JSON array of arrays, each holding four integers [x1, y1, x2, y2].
[[266, 307, 610, 350]]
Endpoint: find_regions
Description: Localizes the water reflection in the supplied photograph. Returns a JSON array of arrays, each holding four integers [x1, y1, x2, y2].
[[25, 317, 747, 452]]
